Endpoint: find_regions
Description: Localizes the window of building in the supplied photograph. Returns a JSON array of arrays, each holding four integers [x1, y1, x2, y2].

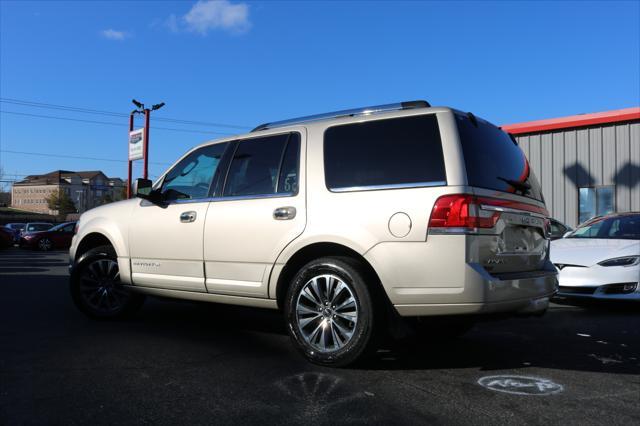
[[579, 186, 615, 224], [324, 115, 446, 191], [224, 133, 299, 197]]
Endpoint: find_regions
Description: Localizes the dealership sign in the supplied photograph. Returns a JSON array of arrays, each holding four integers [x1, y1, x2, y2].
[[129, 128, 144, 161]]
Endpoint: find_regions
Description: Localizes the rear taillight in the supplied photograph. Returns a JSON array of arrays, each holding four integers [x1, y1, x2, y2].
[[74, 222, 79, 235], [429, 194, 500, 229], [428, 194, 549, 232]]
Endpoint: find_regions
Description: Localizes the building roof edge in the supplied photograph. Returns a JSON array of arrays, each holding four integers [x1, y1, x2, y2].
[[502, 107, 640, 135]]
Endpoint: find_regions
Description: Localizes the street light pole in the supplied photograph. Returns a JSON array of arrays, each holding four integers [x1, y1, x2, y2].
[[127, 100, 164, 198], [143, 108, 150, 180], [127, 111, 135, 198]]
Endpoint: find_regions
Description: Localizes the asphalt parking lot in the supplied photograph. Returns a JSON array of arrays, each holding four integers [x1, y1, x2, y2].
[[1, 248, 639, 425]]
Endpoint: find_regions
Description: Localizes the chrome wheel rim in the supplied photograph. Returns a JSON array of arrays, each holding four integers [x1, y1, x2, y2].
[[38, 238, 52, 251], [295, 274, 358, 353], [79, 259, 128, 314]]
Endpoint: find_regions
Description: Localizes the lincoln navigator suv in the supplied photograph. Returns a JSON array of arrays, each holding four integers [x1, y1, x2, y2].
[[69, 101, 558, 366]]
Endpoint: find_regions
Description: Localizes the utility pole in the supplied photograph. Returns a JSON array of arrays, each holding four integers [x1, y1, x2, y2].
[[127, 99, 165, 198]]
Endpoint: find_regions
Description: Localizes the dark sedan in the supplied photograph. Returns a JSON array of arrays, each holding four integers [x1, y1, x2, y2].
[[20, 222, 76, 251]]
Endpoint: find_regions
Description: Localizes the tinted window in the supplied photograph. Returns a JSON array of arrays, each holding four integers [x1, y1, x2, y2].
[[277, 134, 300, 194], [60, 223, 75, 233], [324, 115, 446, 190], [456, 113, 544, 201], [48, 223, 75, 233], [224, 133, 297, 197], [161, 143, 227, 201], [27, 224, 51, 232]]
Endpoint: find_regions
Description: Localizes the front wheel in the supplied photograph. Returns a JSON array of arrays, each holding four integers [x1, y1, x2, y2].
[[70, 245, 144, 319], [284, 257, 377, 367]]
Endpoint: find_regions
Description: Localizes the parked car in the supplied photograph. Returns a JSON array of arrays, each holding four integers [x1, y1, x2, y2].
[[0, 226, 13, 249], [548, 218, 572, 240], [69, 100, 557, 366], [4, 223, 25, 243], [20, 222, 76, 251], [551, 212, 640, 300], [21, 222, 53, 237]]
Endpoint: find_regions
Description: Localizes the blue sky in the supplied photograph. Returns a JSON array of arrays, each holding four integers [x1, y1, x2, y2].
[[1, 0, 639, 184]]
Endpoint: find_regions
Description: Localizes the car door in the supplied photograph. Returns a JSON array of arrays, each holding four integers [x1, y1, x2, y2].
[[203, 131, 305, 298], [129, 142, 229, 292]]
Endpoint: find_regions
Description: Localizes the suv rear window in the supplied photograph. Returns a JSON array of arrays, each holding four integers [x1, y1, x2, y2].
[[324, 115, 446, 191], [455, 113, 544, 202]]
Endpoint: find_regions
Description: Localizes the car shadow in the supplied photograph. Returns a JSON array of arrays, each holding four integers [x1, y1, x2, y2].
[[122, 298, 640, 375]]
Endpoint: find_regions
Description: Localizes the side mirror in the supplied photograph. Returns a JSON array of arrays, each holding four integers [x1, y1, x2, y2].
[[134, 178, 153, 198], [563, 231, 572, 238]]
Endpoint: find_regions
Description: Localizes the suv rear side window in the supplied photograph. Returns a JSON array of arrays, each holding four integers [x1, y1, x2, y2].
[[455, 113, 544, 201], [224, 133, 300, 197], [324, 115, 446, 191]]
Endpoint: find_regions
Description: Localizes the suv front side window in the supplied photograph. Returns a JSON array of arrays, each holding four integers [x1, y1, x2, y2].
[[160, 143, 228, 201]]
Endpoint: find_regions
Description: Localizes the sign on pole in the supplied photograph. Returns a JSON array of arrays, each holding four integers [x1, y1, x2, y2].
[[129, 128, 145, 161]]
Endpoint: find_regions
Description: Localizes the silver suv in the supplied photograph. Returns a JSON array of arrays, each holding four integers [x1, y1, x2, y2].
[[69, 101, 557, 366]]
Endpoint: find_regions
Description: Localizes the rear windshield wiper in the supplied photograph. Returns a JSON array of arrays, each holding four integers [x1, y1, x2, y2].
[[497, 176, 531, 193]]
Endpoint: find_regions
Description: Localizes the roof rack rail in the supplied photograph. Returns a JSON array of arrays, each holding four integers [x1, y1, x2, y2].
[[251, 100, 430, 132]]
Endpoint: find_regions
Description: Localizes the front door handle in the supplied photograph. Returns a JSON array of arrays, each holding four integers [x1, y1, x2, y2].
[[273, 206, 296, 220], [180, 211, 197, 223]]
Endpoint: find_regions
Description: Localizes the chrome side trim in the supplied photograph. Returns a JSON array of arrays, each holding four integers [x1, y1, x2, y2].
[[169, 192, 297, 205], [125, 285, 278, 309], [329, 181, 447, 193]]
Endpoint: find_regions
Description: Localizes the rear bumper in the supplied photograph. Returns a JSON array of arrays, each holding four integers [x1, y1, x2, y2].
[[394, 267, 556, 316], [364, 238, 557, 317]]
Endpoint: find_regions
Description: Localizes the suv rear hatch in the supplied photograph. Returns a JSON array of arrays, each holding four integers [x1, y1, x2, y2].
[[430, 113, 550, 275]]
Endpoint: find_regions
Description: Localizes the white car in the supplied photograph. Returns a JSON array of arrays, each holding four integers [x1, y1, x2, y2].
[[551, 212, 640, 300], [69, 101, 557, 366]]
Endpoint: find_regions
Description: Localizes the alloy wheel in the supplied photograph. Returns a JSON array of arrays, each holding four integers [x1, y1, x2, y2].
[[78, 259, 129, 314], [38, 238, 52, 251], [295, 274, 359, 353]]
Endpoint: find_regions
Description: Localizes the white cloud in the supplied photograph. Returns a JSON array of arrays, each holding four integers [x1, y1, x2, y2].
[[101, 29, 129, 41], [182, 0, 251, 35]]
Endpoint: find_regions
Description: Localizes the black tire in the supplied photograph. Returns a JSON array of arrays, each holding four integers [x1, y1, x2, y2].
[[70, 245, 144, 319], [37, 237, 53, 251], [284, 256, 378, 367], [408, 316, 476, 341]]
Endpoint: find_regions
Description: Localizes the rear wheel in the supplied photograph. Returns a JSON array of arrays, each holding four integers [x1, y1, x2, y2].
[[37, 237, 53, 251], [285, 257, 377, 367], [70, 245, 144, 319]]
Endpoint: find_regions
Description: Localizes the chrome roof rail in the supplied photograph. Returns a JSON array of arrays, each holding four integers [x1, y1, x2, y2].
[[251, 100, 430, 132]]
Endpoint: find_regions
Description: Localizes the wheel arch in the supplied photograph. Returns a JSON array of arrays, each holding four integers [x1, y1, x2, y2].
[[272, 241, 389, 311], [75, 232, 116, 262]]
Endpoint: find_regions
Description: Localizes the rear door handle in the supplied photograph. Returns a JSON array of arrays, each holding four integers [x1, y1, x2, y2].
[[180, 211, 197, 223], [273, 207, 296, 220]]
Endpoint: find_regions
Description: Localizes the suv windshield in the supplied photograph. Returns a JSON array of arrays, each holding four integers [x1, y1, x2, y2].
[[568, 214, 640, 240], [456, 112, 544, 201]]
